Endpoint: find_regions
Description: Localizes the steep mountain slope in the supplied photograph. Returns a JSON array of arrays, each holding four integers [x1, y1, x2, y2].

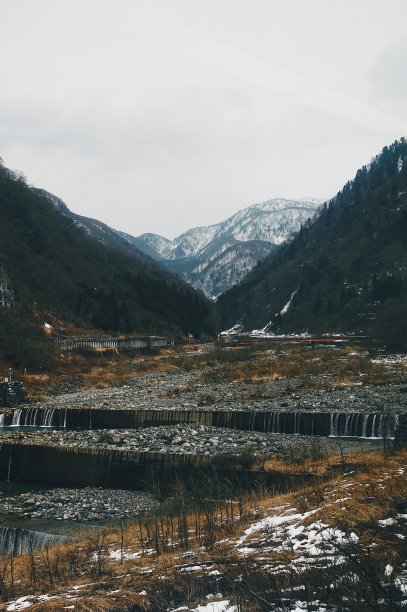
[[134, 199, 320, 297], [218, 139, 407, 349], [0, 161, 216, 366], [36, 190, 156, 264]]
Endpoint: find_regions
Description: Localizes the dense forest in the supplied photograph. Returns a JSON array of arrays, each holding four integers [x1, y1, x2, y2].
[[0, 160, 217, 367], [218, 139, 407, 350]]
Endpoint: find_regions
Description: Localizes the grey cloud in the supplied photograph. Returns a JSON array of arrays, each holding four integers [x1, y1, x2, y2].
[[1, 1, 407, 237], [368, 38, 407, 110]]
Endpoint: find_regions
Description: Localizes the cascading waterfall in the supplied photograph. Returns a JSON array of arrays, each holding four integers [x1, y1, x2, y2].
[[3, 407, 397, 437], [9, 407, 58, 427], [11, 409, 22, 426], [343, 413, 350, 436], [393, 414, 399, 437], [370, 413, 384, 438], [271, 411, 280, 433], [0, 527, 71, 556], [22, 407, 39, 426], [329, 412, 386, 438], [42, 408, 56, 427], [294, 412, 301, 434], [330, 413, 338, 437], [361, 414, 369, 438]]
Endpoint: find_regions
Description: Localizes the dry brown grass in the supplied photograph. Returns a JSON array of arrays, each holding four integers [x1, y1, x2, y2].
[[1, 450, 406, 611], [201, 343, 407, 390], [290, 450, 407, 527], [11, 346, 183, 400]]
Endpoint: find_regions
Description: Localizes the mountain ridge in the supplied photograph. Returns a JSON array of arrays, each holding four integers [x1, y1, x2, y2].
[[133, 198, 321, 297]]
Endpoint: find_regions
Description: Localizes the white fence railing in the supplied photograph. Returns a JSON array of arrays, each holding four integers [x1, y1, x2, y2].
[[53, 335, 170, 351]]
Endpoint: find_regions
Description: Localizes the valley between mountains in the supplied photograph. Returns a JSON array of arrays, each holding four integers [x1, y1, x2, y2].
[[0, 140, 407, 612]]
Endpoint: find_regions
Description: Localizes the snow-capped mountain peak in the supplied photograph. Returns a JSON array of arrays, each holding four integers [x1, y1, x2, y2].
[[132, 197, 322, 297]]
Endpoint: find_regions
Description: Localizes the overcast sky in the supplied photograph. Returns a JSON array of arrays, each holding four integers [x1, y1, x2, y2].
[[1, 1, 407, 238]]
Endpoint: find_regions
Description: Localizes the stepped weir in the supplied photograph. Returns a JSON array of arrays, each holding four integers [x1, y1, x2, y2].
[[1, 407, 401, 439], [0, 527, 71, 556], [0, 443, 216, 489], [1, 408, 404, 490]]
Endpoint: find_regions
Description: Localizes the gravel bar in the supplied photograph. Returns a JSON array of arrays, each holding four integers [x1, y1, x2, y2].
[[0, 487, 156, 522], [23, 367, 407, 414]]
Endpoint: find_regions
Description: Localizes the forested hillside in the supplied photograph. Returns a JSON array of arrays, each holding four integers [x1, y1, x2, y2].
[[0, 161, 217, 367], [218, 139, 407, 349]]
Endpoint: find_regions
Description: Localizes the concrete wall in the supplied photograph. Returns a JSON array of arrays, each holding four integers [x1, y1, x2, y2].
[[0, 442, 322, 492], [0, 443, 215, 489]]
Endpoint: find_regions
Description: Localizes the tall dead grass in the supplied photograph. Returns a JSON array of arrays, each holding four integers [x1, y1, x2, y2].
[[201, 344, 404, 389]]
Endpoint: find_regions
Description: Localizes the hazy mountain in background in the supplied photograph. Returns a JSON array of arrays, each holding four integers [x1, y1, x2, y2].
[[133, 198, 321, 297], [218, 139, 407, 350]]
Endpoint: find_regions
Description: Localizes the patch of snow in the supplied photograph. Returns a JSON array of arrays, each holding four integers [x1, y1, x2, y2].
[[378, 518, 397, 527], [250, 321, 273, 336], [281, 288, 299, 316], [395, 577, 407, 595], [7, 597, 33, 611], [248, 331, 312, 340], [290, 601, 328, 612], [371, 354, 407, 366], [7, 594, 59, 611], [219, 322, 243, 336], [237, 507, 318, 548], [109, 549, 142, 560], [236, 506, 359, 569], [180, 564, 213, 572], [194, 601, 237, 612]]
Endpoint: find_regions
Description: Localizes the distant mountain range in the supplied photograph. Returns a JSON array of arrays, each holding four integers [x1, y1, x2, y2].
[[132, 198, 322, 297], [218, 139, 407, 350]]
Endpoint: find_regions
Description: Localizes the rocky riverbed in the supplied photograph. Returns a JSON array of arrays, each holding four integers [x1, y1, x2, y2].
[[0, 423, 289, 455], [0, 423, 379, 458], [0, 487, 156, 522]]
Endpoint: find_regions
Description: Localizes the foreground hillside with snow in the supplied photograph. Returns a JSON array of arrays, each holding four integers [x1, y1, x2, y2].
[[3, 448, 407, 611]]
